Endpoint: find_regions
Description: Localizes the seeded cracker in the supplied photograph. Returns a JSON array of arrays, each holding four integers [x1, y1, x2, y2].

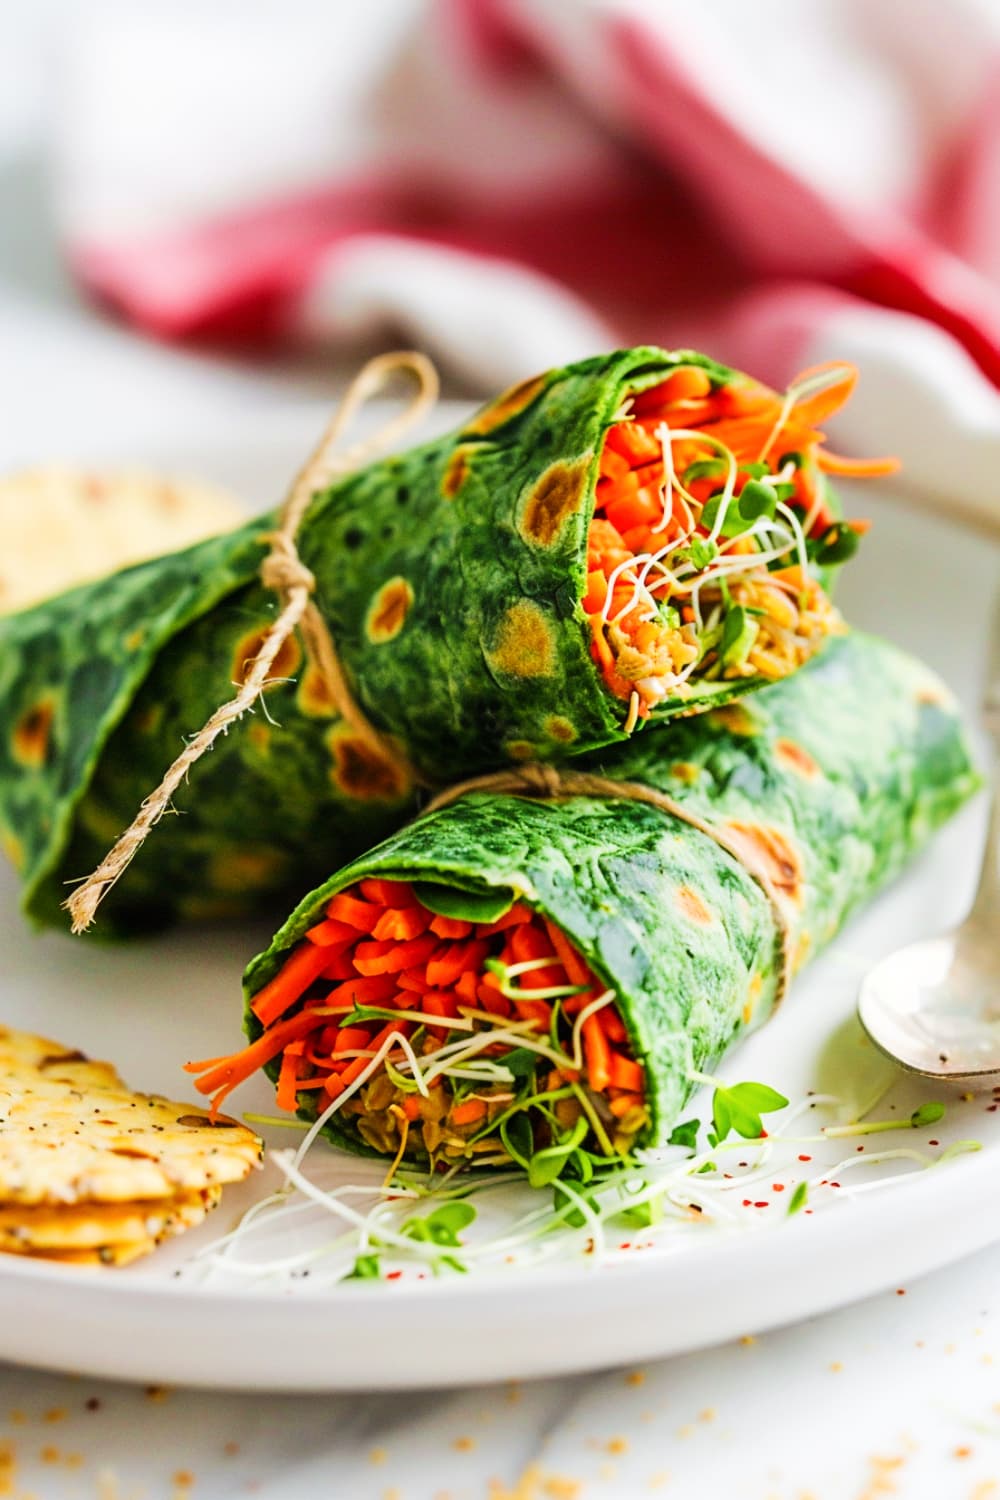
[[0, 1025, 261, 1264], [0, 466, 243, 614]]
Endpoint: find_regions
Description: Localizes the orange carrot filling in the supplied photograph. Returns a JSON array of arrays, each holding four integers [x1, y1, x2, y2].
[[186, 881, 648, 1166], [586, 361, 898, 720]]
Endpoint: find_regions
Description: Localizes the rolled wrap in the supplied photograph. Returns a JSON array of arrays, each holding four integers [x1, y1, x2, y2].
[[235, 634, 978, 1158], [0, 347, 851, 936]]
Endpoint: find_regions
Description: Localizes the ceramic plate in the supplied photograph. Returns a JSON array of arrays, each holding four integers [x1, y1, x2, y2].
[[0, 409, 996, 1390]]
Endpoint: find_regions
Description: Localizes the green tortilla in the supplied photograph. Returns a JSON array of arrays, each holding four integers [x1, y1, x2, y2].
[[243, 633, 978, 1154], [0, 346, 845, 936]]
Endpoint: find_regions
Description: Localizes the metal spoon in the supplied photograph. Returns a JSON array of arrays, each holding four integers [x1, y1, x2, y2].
[[858, 643, 1000, 1079]]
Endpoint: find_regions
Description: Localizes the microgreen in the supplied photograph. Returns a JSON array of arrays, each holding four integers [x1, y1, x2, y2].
[[822, 1102, 947, 1139], [399, 1201, 476, 1274], [619, 1192, 664, 1229], [708, 1080, 789, 1143], [679, 538, 718, 571], [527, 1116, 590, 1189], [810, 523, 860, 566], [719, 606, 759, 668], [668, 1118, 701, 1152], [700, 493, 746, 539], [737, 479, 778, 523], [682, 457, 727, 484], [344, 1252, 382, 1280], [787, 1181, 808, 1217]]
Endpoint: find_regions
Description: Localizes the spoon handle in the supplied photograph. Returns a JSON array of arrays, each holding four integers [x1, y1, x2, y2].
[[966, 594, 1000, 927]]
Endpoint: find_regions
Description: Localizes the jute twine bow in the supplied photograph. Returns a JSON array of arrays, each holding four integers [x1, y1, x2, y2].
[[424, 765, 794, 1005], [65, 350, 440, 934]]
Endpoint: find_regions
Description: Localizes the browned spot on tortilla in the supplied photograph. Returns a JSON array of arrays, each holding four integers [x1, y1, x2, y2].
[[742, 972, 764, 1025], [504, 739, 537, 762], [670, 761, 700, 784], [366, 577, 414, 644], [723, 821, 804, 905], [792, 931, 812, 974], [464, 373, 546, 435], [520, 458, 589, 547], [296, 661, 338, 718], [131, 702, 164, 737], [208, 847, 287, 894], [675, 885, 713, 924], [442, 447, 471, 499], [545, 715, 576, 745], [1, 830, 24, 872], [774, 738, 821, 779], [12, 698, 55, 769], [231, 627, 301, 687], [489, 601, 554, 678], [247, 722, 271, 754], [916, 682, 948, 705], [708, 703, 759, 736], [329, 729, 409, 803]]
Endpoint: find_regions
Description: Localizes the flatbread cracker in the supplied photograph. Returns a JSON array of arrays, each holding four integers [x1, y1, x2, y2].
[[0, 1026, 262, 1214], [0, 1025, 123, 1093], [0, 1187, 221, 1251], [0, 465, 244, 614]]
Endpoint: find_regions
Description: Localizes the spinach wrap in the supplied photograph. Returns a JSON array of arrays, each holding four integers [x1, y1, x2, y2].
[[0, 347, 888, 937], [190, 634, 977, 1167]]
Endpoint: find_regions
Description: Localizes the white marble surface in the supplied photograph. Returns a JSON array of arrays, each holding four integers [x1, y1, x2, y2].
[[4, 14, 1000, 1499]]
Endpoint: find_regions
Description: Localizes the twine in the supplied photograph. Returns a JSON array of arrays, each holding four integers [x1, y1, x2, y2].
[[423, 764, 794, 1004], [65, 351, 440, 934]]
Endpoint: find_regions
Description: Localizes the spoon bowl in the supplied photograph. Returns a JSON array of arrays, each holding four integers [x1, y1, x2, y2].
[[859, 929, 1000, 1079]]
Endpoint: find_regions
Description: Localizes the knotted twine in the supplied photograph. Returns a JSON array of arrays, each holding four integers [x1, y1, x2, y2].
[[65, 350, 440, 934]]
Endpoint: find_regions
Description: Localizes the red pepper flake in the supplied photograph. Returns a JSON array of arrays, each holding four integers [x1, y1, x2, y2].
[[830, 1182, 841, 1189], [753, 1201, 769, 1209], [758, 1129, 769, 1138], [619, 1242, 633, 1251], [856, 1145, 865, 1152], [772, 1183, 785, 1192], [896, 1289, 906, 1296], [928, 1140, 939, 1146], [798, 1154, 811, 1162], [385, 1271, 403, 1281], [742, 1199, 752, 1207], [988, 1105, 998, 1113]]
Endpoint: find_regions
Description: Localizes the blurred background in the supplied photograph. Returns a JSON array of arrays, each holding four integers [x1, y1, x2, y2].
[[5, 0, 1000, 514]]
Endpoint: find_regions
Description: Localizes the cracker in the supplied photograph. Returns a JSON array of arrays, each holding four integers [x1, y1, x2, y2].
[[0, 1025, 123, 1093], [0, 1026, 262, 1207], [0, 466, 244, 613], [0, 1187, 220, 1251]]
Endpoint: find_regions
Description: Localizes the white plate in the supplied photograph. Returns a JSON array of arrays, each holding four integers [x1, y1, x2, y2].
[[0, 411, 997, 1391]]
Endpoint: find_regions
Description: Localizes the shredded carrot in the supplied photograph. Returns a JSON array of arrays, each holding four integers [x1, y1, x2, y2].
[[609, 1093, 644, 1118], [275, 1048, 301, 1112], [451, 1098, 488, 1126], [373, 905, 431, 942], [305, 917, 359, 947], [429, 914, 473, 939], [353, 933, 439, 976], [609, 1053, 644, 1092], [188, 1009, 322, 1114], [817, 450, 900, 477], [251, 942, 333, 1028], [326, 892, 382, 931], [582, 1013, 611, 1092]]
